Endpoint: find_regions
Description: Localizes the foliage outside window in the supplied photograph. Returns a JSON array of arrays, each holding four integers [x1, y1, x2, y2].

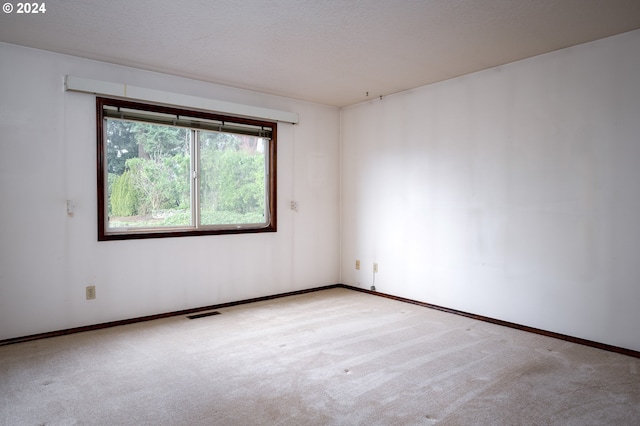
[[97, 97, 277, 240]]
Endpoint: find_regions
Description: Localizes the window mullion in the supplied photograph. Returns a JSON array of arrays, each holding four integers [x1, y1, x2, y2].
[[191, 130, 200, 228]]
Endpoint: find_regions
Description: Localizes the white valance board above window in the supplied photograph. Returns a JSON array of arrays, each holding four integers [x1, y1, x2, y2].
[[64, 75, 299, 125]]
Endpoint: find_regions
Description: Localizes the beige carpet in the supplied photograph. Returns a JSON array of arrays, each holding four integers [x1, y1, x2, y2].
[[1, 288, 639, 425]]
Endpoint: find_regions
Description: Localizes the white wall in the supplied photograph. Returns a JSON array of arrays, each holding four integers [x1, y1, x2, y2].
[[0, 43, 340, 340], [341, 30, 640, 351], [3, 30, 640, 352]]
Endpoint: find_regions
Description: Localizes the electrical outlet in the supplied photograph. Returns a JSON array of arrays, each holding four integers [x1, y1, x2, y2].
[[86, 285, 96, 300], [373, 263, 379, 273], [355, 260, 360, 270]]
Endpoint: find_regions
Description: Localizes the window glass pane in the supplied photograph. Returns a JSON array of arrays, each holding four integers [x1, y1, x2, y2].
[[106, 119, 192, 229], [198, 131, 267, 226]]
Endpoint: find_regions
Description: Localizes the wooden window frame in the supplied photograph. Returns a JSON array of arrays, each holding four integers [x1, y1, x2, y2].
[[97, 97, 277, 241]]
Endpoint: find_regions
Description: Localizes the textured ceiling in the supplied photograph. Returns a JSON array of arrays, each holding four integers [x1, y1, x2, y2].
[[1, 0, 640, 107]]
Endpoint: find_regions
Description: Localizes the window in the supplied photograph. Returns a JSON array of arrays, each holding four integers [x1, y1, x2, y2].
[[97, 97, 276, 240]]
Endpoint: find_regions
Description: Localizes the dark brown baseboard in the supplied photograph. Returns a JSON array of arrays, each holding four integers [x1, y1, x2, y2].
[[343, 284, 640, 359], [2, 282, 639, 360], [0, 284, 342, 347]]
